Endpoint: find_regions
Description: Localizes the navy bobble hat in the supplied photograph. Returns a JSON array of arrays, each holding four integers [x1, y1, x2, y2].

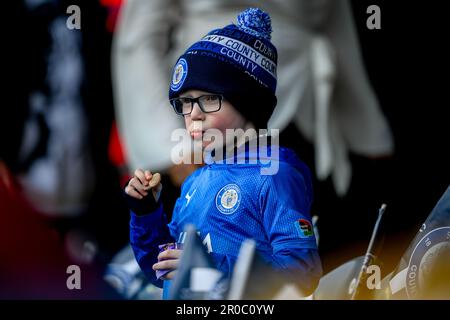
[[169, 8, 278, 129]]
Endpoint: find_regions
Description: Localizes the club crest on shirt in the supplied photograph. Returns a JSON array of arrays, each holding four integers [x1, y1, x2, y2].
[[295, 218, 314, 238], [215, 184, 241, 215], [171, 58, 188, 91]]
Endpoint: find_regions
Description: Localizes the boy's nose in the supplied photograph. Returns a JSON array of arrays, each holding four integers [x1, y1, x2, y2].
[[190, 102, 205, 120]]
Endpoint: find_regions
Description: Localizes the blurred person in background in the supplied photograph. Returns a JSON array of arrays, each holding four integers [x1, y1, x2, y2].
[[2, 0, 130, 298]]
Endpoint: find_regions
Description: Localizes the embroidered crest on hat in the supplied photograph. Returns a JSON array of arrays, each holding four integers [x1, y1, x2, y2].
[[171, 58, 188, 91]]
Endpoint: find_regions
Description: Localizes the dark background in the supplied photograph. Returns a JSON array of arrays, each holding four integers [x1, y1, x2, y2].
[[340, 0, 449, 271]]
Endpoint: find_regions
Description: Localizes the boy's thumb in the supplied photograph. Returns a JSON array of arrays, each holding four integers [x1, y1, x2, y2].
[[143, 173, 161, 190], [149, 173, 161, 188]]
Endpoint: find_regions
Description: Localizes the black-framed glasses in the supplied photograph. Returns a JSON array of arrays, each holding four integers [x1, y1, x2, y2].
[[170, 94, 224, 115]]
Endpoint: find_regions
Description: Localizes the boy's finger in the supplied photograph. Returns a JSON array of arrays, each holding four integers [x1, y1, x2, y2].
[[134, 169, 148, 186], [125, 186, 143, 199], [144, 170, 153, 181], [157, 249, 182, 261], [152, 259, 179, 271], [129, 178, 148, 196], [148, 173, 162, 188], [130, 186, 147, 198], [129, 177, 145, 191], [143, 171, 153, 190]]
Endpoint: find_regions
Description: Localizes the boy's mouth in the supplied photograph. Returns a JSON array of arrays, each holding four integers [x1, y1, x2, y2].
[[190, 130, 204, 140]]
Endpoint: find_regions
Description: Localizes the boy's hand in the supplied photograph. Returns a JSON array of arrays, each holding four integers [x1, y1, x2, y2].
[[124, 169, 162, 215], [125, 169, 162, 201], [153, 249, 183, 280]]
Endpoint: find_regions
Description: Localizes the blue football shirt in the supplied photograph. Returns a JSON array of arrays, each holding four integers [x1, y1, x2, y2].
[[130, 143, 322, 297]]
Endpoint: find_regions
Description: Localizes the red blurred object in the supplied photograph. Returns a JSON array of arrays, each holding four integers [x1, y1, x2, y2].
[[0, 162, 106, 298], [100, 0, 123, 5], [108, 121, 130, 186], [108, 121, 126, 168], [100, 0, 124, 33], [0, 161, 72, 298]]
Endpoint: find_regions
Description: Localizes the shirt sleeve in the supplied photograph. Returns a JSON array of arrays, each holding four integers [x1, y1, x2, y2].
[[129, 174, 191, 287], [129, 203, 175, 287], [260, 162, 323, 295]]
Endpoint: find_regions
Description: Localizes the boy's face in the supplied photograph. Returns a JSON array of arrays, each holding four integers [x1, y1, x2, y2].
[[181, 89, 246, 149]]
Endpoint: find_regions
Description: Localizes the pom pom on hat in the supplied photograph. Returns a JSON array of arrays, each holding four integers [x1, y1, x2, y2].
[[236, 8, 272, 40]]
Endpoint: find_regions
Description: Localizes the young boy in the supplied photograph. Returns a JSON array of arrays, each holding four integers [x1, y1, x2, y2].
[[124, 8, 322, 298]]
